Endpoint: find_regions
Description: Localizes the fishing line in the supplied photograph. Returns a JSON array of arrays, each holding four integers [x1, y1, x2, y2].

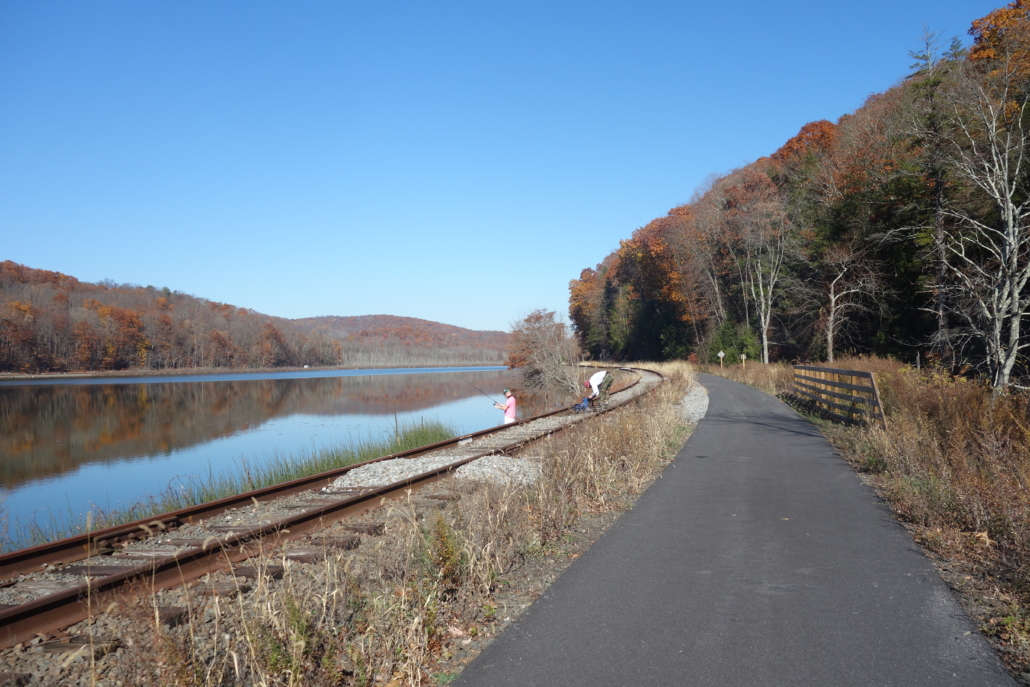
[[458, 375, 502, 404]]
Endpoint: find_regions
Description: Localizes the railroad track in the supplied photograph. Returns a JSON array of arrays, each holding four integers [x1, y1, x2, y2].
[[0, 368, 662, 652]]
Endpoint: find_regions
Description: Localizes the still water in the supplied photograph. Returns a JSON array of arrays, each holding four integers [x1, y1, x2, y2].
[[0, 367, 519, 541]]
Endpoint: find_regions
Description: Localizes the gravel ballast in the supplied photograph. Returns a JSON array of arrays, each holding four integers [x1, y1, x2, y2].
[[454, 456, 542, 485], [677, 382, 709, 424]]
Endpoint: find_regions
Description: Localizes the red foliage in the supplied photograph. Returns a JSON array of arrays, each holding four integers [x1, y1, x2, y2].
[[771, 120, 837, 165]]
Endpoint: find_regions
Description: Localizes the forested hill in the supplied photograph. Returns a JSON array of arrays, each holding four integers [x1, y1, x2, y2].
[[570, 1, 1030, 392], [292, 315, 508, 351], [0, 261, 506, 373]]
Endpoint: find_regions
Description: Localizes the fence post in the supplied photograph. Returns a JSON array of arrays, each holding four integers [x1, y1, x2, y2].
[[869, 372, 887, 430]]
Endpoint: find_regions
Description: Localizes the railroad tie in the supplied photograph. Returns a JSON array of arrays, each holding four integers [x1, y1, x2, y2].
[[308, 535, 361, 550], [156, 606, 189, 628], [41, 636, 120, 657], [341, 522, 385, 536], [191, 581, 249, 597], [282, 547, 327, 563], [232, 565, 285, 581], [207, 524, 269, 535], [110, 546, 181, 559], [285, 537, 360, 563], [56, 565, 136, 577], [14, 581, 76, 595], [157, 538, 214, 547]]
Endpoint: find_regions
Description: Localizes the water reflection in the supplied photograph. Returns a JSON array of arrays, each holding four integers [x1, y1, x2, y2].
[[0, 369, 515, 489]]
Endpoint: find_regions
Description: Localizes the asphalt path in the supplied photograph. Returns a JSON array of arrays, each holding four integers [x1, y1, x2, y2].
[[453, 373, 1016, 687]]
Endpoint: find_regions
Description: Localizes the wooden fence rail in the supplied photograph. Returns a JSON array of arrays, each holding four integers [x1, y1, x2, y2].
[[791, 365, 886, 428]]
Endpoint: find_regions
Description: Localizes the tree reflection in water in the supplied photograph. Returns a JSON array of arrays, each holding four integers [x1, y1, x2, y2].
[[0, 370, 519, 489]]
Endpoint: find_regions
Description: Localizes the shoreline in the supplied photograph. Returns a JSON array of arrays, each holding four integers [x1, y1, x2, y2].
[[0, 361, 508, 382]]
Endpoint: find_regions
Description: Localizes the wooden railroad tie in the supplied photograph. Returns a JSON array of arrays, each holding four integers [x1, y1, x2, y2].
[[41, 636, 120, 657], [57, 565, 136, 577], [156, 606, 189, 627], [341, 522, 385, 536], [232, 565, 285, 581], [192, 581, 249, 597]]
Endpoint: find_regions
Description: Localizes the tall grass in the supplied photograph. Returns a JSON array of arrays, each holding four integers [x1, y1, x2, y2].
[[696, 360, 793, 395], [13, 420, 455, 549]]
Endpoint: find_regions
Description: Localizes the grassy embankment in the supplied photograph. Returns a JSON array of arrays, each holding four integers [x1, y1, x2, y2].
[[13, 421, 455, 550], [701, 358, 1030, 682], [68, 362, 695, 685]]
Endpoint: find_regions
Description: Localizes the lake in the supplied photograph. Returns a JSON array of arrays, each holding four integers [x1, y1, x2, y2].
[[0, 366, 522, 545]]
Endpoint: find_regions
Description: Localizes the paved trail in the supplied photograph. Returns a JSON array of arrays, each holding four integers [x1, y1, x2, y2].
[[454, 374, 1016, 687]]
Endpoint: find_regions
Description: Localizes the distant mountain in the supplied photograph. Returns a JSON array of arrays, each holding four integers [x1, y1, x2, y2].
[[0, 260, 507, 373], [290, 314, 508, 353]]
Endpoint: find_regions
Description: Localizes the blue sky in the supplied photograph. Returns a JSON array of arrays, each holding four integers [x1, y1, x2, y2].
[[0, 1, 1000, 331]]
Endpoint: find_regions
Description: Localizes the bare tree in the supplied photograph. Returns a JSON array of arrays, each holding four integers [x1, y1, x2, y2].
[[941, 49, 1030, 392], [723, 169, 793, 363], [819, 243, 886, 363], [505, 309, 581, 394]]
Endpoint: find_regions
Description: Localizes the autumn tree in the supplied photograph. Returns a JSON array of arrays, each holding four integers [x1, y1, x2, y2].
[[258, 324, 295, 368], [505, 309, 581, 394]]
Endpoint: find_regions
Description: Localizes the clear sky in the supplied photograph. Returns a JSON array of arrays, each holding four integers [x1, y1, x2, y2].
[[0, 1, 1001, 332]]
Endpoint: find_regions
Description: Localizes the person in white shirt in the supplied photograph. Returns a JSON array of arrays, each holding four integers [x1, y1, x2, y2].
[[584, 370, 613, 403]]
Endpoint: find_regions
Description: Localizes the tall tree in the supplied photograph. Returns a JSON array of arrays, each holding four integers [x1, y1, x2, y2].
[[942, 12, 1030, 391], [722, 168, 793, 363]]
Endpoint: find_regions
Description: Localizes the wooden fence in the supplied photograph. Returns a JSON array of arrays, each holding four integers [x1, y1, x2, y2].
[[792, 365, 886, 428]]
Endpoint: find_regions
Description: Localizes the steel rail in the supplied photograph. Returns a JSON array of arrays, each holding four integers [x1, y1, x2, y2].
[[0, 367, 661, 649]]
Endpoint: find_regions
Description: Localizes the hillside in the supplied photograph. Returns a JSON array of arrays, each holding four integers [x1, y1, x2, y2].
[[0, 261, 506, 373], [570, 2, 1030, 392], [291, 315, 508, 351]]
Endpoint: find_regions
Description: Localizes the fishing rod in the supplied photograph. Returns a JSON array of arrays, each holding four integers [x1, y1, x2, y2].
[[458, 375, 503, 404]]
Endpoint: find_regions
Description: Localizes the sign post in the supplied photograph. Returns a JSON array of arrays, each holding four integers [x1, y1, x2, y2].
[[717, 351, 725, 369], [741, 353, 747, 369]]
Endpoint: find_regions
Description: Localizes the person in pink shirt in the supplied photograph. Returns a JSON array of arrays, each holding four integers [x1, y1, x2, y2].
[[494, 388, 517, 424]]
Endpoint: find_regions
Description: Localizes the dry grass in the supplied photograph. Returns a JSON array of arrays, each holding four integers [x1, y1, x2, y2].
[[703, 355, 1030, 682], [696, 361, 792, 395], [78, 367, 694, 686]]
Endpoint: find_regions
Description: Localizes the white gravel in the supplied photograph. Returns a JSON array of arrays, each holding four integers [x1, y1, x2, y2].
[[326, 452, 477, 489], [454, 455, 541, 485], [677, 382, 709, 424]]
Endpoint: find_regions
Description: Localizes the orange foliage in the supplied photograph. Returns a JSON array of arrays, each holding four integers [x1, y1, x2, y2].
[[771, 120, 837, 165], [970, 0, 1030, 67]]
